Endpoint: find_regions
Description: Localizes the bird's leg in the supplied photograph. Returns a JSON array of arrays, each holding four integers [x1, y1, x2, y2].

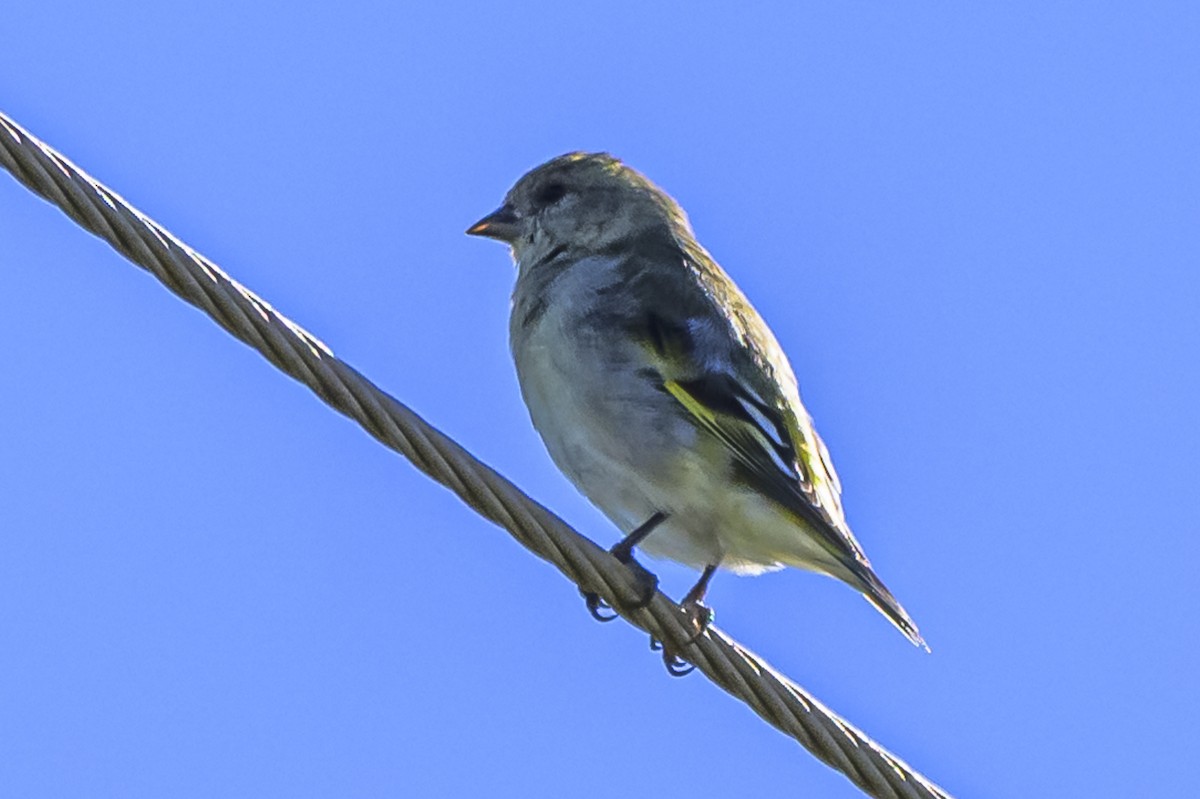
[[651, 563, 718, 676], [582, 511, 667, 622], [680, 564, 717, 639], [610, 511, 666, 563]]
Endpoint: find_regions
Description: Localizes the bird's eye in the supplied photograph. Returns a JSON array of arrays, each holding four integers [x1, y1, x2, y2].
[[536, 182, 567, 206]]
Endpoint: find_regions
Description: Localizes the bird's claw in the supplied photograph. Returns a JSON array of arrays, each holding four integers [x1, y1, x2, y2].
[[647, 600, 712, 677], [664, 651, 696, 677], [581, 590, 618, 622], [650, 637, 695, 675]]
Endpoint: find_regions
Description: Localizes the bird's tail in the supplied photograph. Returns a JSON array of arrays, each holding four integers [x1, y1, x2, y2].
[[847, 562, 928, 651]]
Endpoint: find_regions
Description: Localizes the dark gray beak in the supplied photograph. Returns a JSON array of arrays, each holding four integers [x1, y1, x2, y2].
[[466, 204, 521, 243]]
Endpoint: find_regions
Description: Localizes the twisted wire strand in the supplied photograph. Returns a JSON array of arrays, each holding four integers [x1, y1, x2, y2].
[[0, 111, 953, 799]]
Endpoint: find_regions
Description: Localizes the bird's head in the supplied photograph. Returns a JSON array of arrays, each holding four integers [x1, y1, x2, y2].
[[467, 152, 691, 268]]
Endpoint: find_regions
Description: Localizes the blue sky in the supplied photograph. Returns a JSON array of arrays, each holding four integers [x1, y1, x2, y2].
[[2, 4, 1197, 797]]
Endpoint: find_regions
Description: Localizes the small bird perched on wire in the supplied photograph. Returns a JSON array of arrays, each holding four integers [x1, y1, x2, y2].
[[468, 153, 925, 671]]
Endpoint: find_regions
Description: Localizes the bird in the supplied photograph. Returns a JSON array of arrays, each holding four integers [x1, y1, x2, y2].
[[467, 153, 925, 669]]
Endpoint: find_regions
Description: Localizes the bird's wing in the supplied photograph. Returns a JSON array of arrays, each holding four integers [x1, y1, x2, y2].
[[638, 307, 870, 570], [619, 242, 923, 645]]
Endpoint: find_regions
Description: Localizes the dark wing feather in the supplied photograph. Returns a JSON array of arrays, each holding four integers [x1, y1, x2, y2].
[[662, 373, 868, 567]]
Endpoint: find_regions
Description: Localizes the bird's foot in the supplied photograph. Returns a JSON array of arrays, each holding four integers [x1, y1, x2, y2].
[[581, 590, 618, 622], [681, 597, 714, 643], [580, 555, 658, 622], [649, 636, 696, 677], [647, 599, 713, 677]]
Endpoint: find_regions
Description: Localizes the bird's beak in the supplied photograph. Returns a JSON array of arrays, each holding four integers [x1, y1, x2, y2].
[[466, 204, 521, 243]]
